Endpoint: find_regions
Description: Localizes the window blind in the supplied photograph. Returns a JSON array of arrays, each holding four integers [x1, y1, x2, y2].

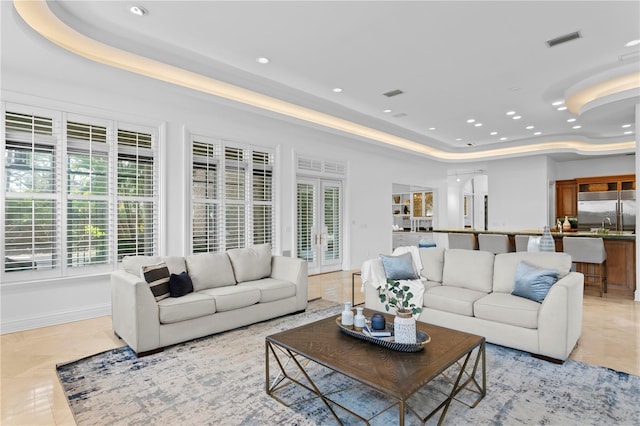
[[323, 185, 341, 261], [4, 111, 60, 273], [66, 121, 110, 267], [116, 128, 156, 259], [192, 141, 220, 253], [296, 182, 315, 262], [224, 146, 246, 249]]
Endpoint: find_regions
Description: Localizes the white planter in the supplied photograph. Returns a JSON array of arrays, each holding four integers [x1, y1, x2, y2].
[[394, 310, 416, 344]]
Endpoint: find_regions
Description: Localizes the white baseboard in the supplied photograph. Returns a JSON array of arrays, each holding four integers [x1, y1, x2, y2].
[[0, 304, 112, 334]]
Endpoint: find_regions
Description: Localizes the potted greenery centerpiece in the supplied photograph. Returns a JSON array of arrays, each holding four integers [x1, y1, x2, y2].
[[378, 279, 422, 344]]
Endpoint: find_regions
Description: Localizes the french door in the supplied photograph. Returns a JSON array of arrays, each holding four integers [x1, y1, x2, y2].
[[296, 178, 343, 274]]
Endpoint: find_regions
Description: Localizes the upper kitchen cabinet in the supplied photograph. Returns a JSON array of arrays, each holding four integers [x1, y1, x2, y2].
[[555, 179, 577, 218], [576, 174, 635, 192]]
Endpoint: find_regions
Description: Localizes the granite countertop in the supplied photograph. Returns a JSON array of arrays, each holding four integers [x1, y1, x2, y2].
[[432, 229, 635, 240]]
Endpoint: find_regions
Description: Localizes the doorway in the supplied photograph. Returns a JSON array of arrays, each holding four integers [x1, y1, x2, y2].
[[296, 178, 343, 274]]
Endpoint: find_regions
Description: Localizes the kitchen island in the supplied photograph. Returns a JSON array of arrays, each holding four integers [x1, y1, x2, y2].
[[433, 229, 636, 299]]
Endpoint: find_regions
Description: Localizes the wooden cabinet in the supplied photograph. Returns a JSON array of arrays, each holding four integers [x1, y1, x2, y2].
[[604, 239, 636, 298], [576, 174, 635, 193], [555, 179, 577, 218]]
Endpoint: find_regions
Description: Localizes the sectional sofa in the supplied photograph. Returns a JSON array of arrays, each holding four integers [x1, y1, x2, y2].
[[111, 244, 308, 355], [364, 247, 584, 361]]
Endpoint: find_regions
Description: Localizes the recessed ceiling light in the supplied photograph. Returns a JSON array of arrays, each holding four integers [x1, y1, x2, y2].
[[429, 127, 436, 131], [383, 109, 392, 113], [512, 115, 522, 120], [625, 39, 640, 47], [129, 5, 147, 16], [466, 119, 476, 123], [624, 131, 634, 135], [622, 124, 632, 128], [490, 131, 498, 136], [455, 138, 462, 141], [525, 125, 534, 130], [572, 125, 582, 129], [506, 111, 516, 116], [557, 106, 568, 111], [552, 100, 564, 106], [567, 118, 577, 123], [332, 87, 343, 93], [256, 57, 270, 64], [500, 137, 508, 141], [474, 123, 483, 127], [534, 132, 542, 136], [456, 177, 461, 182]]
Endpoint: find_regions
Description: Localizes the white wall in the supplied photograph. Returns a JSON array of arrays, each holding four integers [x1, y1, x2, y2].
[[555, 155, 635, 180], [486, 156, 550, 231]]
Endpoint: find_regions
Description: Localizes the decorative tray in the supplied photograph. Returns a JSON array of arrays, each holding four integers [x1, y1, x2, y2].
[[336, 317, 430, 352]]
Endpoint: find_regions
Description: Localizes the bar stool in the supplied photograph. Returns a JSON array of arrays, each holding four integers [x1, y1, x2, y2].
[[448, 233, 477, 250], [478, 234, 510, 254], [515, 235, 530, 252], [562, 237, 607, 297]]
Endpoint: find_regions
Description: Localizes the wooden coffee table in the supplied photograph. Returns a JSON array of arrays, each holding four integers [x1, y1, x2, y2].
[[265, 308, 485, 425]]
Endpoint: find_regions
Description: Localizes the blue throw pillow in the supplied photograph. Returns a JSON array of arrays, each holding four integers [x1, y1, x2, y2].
[[511, 261, 558, 302], [169, 271, 194, 298], [380, 252, 419, 280]]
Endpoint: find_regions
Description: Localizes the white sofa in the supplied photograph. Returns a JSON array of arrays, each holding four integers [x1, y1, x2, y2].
[[364, 247, 584, 361], [111, 244, 308, 355]]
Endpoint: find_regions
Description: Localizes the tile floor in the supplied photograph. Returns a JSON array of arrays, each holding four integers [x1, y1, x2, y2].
[[1, 270, 638, 425]]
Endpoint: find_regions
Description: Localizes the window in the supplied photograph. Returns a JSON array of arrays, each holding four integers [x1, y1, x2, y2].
[[190, 136, 274, 253], [66, 120, 109, 267], [4, 111, 59, 274], [116, 129, 156, 259], [2, 104, 159, 282]]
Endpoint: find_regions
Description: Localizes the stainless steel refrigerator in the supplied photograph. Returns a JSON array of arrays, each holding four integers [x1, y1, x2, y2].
[[577, 190, 635, 232]]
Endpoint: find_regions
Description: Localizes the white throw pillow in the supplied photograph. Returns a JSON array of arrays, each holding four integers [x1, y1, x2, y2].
[[227, 243, 272, 283], [186, 252, 236, 291]]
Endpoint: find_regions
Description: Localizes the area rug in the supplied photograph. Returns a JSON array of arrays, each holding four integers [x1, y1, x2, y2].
[[57, 300, 640, 425]]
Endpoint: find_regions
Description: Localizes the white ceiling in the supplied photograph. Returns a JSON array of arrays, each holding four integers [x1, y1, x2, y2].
[[7, 1, 640, 158]]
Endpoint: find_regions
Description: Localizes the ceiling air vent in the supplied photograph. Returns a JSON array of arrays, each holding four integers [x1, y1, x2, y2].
[[546, 31, 581, 47], [383, 89, 404, 97], [392, 112, 408, 118]]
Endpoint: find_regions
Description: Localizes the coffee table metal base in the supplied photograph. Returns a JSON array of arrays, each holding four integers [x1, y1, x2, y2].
[[266, 340, 486, 425]]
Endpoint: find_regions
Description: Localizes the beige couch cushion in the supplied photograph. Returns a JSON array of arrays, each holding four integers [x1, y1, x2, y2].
[[157, 293, 216, 324], [442, 249, 495, 293], [492, 252, 572, 293], [238, 278, 296, 303], [200, 286, 261, 312], [186, 252, 236, 291], [419, 247, 445, 282], [227, 243, 272, 283], [474, 293, 540, 329], [424, 286, 488, 317]]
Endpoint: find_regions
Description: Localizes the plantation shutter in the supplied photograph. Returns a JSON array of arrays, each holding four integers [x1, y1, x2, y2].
[[192, 140, 220, 253], [116, 128, 157, 259], [323, 184, 341, 261], [296, 182, 315, 262], [224, 146, 246, 249], [66, 120, 110, 267], [4, 111, 60, 273], [252, 150, 273, 246]]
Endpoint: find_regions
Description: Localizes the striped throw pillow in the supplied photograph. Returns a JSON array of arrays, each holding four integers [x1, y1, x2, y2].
[[141, 262, 171, 302]]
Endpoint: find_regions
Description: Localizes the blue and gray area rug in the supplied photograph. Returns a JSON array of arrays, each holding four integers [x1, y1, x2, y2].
[[57, 300, 639, 425]]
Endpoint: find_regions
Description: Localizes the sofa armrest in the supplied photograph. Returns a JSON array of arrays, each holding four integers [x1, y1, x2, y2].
[[111, 269, 160, 354], [271, 256, 308, 310], [537, 271, 584, 359]]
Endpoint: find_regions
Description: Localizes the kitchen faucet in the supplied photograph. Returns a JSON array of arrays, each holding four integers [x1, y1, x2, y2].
[[601, 217, 612, 230]]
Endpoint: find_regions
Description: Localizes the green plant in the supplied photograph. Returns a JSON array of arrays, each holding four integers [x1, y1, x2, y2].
[[378, 278, 423, 315]]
